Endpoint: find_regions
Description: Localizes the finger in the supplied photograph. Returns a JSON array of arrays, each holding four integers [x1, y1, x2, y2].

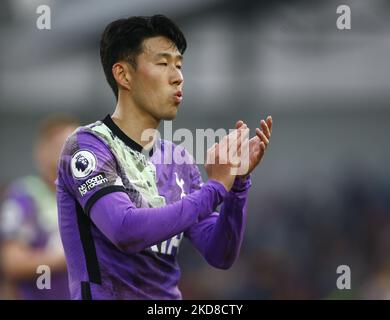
[[223, 125, 248, 163], [239, 137, 250, 169], [235, 120, 245, 129], [235, 130, 249, 160], [236, 122, 247, 133], [207, 142, 218, 164], [239, 125, 250, 155], [218, 131, 230, 153], [258, 130, 269, 147], [227, 130, 244, 167], [214, 143, 219, 160], [236, 135, 242, 158], [228, 129, 242, 153], [256, 128, 266, 143], [219, 129, 238, 164], [260, 120, 271, 139], [233, 126, 250, 167], [231, 124, 250, 155], [266, 116, 273, 134]]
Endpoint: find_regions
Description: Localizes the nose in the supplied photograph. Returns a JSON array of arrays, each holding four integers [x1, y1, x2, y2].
[[170, 67, 183, 86]]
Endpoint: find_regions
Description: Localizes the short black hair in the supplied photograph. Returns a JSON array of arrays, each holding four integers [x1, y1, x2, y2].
[[100, 15, 187, 99]]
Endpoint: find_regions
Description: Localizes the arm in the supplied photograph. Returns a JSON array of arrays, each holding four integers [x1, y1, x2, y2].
[[1, 241, 66, 281], [185, 167, 251, 269], [184, 116, 273, 269], [89, 179, 227, 254]]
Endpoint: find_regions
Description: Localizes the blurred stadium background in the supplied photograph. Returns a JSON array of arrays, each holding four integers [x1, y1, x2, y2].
[[1, 0, 390, 299]]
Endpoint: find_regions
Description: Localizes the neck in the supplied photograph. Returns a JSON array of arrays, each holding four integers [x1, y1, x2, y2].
[[112, 92, 160, 148]]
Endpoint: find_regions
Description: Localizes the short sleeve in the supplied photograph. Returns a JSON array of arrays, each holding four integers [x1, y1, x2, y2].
[[57, 130, 126, 215]]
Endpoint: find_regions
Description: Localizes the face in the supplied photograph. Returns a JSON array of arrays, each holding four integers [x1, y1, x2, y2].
[[128, 36, 184, 121]]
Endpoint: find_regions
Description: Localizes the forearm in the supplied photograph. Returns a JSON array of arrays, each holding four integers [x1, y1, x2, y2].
[[188, 176, 251, 269], [90, 180, 227, 254], [1, 242, 66, 281]]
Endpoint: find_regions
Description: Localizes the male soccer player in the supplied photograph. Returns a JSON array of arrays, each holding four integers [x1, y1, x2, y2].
[[0, 116, 78, 299], [56, 15, 273, 300]]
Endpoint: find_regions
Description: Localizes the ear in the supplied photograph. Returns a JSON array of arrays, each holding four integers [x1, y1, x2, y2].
[[112, 61, 132, 92]]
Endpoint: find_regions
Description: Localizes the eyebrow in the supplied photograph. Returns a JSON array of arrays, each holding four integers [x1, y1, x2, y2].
[[154, 52, 183, 61]]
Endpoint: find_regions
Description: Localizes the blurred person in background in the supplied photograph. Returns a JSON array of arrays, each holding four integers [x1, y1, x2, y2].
[[0, 116, 79, 300]]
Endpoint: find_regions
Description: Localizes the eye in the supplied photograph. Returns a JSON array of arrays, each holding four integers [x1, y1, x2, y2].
[[158, 62, 168, 66], [176, 65, 182, 70]]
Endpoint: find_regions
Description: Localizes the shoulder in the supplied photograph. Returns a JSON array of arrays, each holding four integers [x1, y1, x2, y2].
[[62, 121, 111, 156], [58, 121, 117, 183]]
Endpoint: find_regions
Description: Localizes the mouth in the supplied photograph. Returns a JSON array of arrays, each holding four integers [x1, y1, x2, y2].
[[173, 91, 183, 104]]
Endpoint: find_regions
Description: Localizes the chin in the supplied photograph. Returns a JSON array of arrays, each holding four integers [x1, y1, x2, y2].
[[161, 109, 178, 120], [162, 114, 177, 121]]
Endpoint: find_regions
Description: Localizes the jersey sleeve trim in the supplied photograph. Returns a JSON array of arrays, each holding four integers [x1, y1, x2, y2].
[[84, 185, 127, 216]]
